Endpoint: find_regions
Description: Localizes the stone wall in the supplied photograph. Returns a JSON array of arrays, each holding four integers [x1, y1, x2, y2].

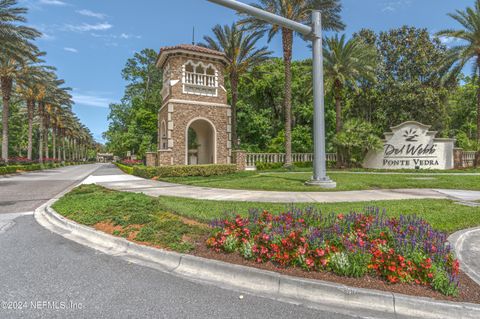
[[232, 150, 246, 171], [158, 149, 173, 166], [453, 148, 463, 169], [145, 152, 158, 167], [169, 102, 231, 165]]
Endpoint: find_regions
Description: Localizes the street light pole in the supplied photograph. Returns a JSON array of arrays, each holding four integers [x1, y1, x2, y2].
[[305, 10, 336, 187], [206, 0, 336, 188]]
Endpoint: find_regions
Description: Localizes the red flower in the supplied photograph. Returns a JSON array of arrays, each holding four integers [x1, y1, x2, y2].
[[306, 258, 314, 268], [316, 248, 325, 257]]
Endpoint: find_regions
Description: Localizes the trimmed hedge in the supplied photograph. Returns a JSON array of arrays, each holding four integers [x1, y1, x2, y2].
[[122, 164, 237, 179], [0, 162, 89, 175], [115, 163, 134, 175], [0, 166, 17, 175]]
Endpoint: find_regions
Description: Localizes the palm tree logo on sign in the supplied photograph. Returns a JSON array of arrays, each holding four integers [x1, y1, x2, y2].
[[403, 129, 419, 142]]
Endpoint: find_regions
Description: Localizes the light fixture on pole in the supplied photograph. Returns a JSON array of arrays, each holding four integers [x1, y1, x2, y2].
[[206, 0, 336, 188]]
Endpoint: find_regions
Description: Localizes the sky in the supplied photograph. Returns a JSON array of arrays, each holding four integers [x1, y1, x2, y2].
[[19, 0, 473, 143]]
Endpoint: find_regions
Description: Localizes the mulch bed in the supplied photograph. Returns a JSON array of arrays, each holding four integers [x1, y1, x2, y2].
[[92, 224, 480, 304], [190, 236, 480, 305]]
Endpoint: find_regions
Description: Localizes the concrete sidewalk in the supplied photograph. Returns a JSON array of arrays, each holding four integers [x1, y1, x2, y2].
[[82, 165, 480, 203]]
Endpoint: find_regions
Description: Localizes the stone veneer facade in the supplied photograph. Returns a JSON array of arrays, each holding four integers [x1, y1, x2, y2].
[[155, 45, 232, 166]]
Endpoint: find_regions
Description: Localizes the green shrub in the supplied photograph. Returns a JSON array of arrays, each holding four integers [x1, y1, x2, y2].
[[334, 119, 383, 168], [115, 163, 134, 175], [131, 164, 237, 178], [431, 265, 459, 297], [255, 161, 337, 171], [255, 162, 284, 170], [0, 166, 17, 175]]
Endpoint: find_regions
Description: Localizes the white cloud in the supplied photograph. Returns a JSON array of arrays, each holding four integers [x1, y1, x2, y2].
[[120, 33, 142, 40], [65, 22, 113, 32], [64, 47, 78, 53], [77, 9, 106, 19], [72, 93, 114, 108], [91, 32, 141, 41], [39, 0, 67, 5], [382, 6, 395, 12], [381, 0, 411, 12]]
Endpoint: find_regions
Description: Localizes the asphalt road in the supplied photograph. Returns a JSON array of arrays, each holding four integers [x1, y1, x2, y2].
[[0, 164, 358, 319]]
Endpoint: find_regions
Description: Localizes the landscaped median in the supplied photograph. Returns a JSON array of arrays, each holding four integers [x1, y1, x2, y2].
[[49, 184, 480, 313]]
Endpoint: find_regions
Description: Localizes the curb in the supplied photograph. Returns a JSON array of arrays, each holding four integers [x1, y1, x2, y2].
[[449, 227, 480, 285], [35, 202, 480, 319]]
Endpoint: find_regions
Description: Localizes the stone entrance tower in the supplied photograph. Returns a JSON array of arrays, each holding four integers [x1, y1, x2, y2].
[[155, 44, 232, 166]]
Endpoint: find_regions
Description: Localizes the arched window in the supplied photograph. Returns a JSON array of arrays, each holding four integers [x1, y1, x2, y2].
[[182, 60, 218, 96]]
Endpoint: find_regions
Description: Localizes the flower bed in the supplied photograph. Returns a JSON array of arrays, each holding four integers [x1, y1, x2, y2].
[[207, 208, 460, 296], [120, 159, 143, 166]]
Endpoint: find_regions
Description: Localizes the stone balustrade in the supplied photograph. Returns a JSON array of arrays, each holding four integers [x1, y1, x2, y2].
[[245, 152, 337, 169]]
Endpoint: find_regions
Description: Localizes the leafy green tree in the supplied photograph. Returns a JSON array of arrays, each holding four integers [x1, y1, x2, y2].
[[350, 27, 453, 132], [438, 0, 480, 163], [201, 23, 271, 148], [333, 119, 382, 167], [104, 49, 162, 157], [239, 0, 344, 166], [448, 75, 478, 150]]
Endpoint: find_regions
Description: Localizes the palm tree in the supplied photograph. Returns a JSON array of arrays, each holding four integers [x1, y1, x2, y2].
[[17, 62, 51, 160], [16, 69, 38, 160], [438, 0, 480, 166], [0, 0, 40, 162], [323, 34, 376, 167], [201, 23, 272, 148], [323, 34, 377, 134], [239, 0, 344, 166]]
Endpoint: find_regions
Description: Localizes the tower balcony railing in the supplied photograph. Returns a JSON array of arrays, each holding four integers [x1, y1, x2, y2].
[[184, 72, 217, 87]]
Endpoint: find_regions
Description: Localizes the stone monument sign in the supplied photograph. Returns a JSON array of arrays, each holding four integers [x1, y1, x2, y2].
[[363, 121, 456, 170]]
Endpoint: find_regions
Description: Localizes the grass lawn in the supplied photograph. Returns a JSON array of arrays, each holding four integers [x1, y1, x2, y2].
[[53, 184, 480, 239], [52, 185, 480, 302], [159, 170, 480, 192]]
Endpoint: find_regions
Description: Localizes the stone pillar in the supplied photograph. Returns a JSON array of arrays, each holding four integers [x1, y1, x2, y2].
[[158, 150, 173, 166], [453, 148, 463, 169], [232, 150, 247, 171], [145, 152, 158, 167]]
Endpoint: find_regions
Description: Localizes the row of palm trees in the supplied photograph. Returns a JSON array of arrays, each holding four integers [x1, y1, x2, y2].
[[0, 0, 94, 164], [203, 0, 480, 166]]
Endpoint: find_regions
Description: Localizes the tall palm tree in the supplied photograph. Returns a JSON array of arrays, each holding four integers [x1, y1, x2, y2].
[[239, 0, 344, 166], [16, 69, 38, 160], [0, 0, 40, 162], [17, 62, 51, 159], [201, 23, 272, 148], [323, 34, 376, 167], [323, 34, 377, 134], [438, 0, 480, 165]]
